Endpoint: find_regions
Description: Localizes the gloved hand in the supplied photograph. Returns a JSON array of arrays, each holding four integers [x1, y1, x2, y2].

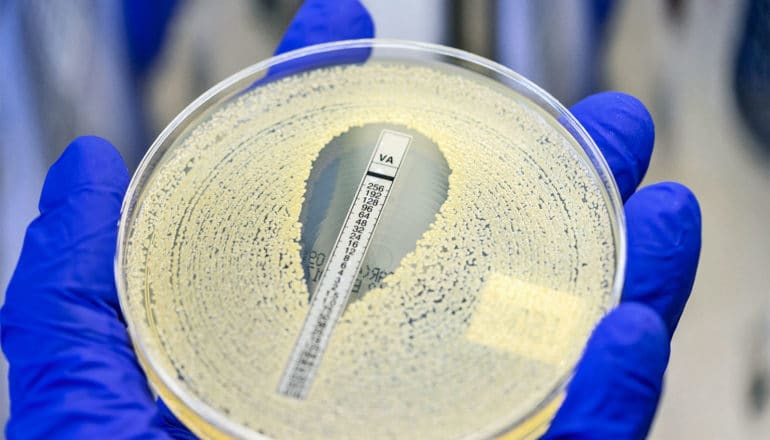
[[1, 1, 700, 439], [542, 94, 701, 439]]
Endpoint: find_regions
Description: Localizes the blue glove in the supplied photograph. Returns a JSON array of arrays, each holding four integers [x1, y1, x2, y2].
[[1, 1, 701, 439], [543, 93, 701, 439]]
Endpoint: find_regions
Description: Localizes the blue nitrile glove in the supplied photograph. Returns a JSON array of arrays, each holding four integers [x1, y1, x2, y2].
[[542, 93, 701, 439], [1, 1, 700, 439], [123, 0, 181, 79]]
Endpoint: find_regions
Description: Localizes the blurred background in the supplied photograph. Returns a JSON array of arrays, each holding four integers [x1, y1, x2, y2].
[[1, 0, 769, 438]]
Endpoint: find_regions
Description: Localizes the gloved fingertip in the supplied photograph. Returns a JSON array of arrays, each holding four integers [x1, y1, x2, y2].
[[627, 181, 702, 237], [570, 91, 655, 201], [585, 303, 670, 375], [275, 0, 374, 55], [39, 136, 129, 213], [624, 182, 702, 334], [544, 303, 669, 439]]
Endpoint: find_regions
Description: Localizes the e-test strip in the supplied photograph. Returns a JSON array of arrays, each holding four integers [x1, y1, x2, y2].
[[277, 130, 412, 399]]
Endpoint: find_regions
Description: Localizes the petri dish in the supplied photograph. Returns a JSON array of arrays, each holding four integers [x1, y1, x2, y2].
[[115, 39, 626, 439]]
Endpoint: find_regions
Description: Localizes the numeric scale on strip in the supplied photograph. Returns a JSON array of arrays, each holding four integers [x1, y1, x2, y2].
[[277, 130, 412, 399]]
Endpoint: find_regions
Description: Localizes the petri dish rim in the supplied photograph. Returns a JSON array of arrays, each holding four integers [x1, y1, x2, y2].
[[115, 38, 627, 439]]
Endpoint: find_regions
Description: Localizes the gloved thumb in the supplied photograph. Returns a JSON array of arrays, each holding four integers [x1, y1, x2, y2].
[[542, 303, 670, 439], [1, 136, 169, 439]]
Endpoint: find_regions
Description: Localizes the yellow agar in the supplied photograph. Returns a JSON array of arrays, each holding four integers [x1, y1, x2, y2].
[[121, 61, 617, 439]]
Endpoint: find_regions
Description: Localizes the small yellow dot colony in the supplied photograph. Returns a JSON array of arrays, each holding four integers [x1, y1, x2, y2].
[[122, 61, 617, 439]]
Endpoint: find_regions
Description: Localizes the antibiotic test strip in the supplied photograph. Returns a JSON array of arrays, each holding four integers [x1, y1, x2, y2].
[[277, 130, 412, 399]]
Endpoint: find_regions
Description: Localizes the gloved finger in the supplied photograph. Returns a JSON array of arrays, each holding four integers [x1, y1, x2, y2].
[[1, 137, 170, 439], [262, 0, 374, 85], [275, 0, 374, 55], [543, 303, 670, 439], [570, 92, 655, 202], [622, 182, 702, 335], [264, 0, 374, 81], [122, 0, 181, 77]]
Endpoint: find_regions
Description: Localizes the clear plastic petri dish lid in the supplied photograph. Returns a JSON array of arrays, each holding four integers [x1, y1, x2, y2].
[[115, 39, 626, 440]]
